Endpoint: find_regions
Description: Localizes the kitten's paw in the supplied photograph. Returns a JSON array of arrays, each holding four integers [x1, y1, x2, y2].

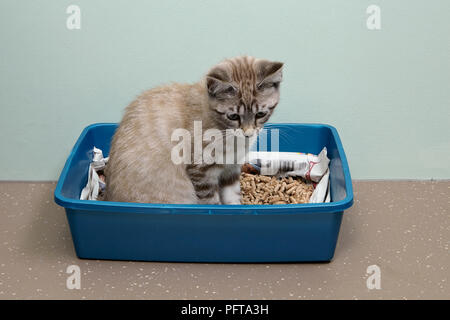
[[198, 192, 221, 205], [223, 198, 241, 205], [221, 182, 242, 205]]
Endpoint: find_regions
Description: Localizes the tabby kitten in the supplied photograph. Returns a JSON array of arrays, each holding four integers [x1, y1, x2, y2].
[[105, 56, 283, 204]]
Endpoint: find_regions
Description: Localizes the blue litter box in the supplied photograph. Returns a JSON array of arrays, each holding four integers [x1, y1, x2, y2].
[[54, 123, 353, 262]]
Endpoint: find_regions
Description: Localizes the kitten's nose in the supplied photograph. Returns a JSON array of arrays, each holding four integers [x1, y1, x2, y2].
[[243, 128, 255, 137]]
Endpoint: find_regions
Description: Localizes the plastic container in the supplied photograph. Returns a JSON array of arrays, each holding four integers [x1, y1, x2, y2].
[[54, 123, 353, 262]]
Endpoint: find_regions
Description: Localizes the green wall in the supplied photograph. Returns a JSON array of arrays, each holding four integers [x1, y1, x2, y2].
[[1, 0, 449, 180]]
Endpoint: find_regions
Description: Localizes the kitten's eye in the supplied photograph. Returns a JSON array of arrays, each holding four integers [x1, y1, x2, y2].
[[227, 113, 240, 121], [258, 82, 279, 91], [255, 111, 267, 119], [224, 86, 236, 95]]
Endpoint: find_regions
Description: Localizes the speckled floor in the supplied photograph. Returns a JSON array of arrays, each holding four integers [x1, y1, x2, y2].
[[0, 181, 448, 300]]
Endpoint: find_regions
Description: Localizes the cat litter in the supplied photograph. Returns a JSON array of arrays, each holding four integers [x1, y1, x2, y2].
[[241, 148, 331, 204], [79, 147, 331, 204], [240, 173, 314, 204]]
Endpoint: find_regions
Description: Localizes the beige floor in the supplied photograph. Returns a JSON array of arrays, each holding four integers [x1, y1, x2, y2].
[[0, 181, 448, 300]]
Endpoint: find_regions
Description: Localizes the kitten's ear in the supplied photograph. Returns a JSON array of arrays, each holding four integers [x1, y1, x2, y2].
[[206, 65, 237, 99], [256, 60, 284, 89]]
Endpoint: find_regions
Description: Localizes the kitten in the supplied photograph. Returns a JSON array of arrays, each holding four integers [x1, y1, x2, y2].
[[105, 56, 283, 204]]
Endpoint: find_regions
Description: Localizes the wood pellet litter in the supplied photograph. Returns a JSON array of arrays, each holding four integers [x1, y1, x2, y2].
[[240, 173, 314, 205]]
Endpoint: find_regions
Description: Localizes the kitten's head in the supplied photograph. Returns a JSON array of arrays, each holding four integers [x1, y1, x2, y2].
[[206, 56, 283, 138]]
